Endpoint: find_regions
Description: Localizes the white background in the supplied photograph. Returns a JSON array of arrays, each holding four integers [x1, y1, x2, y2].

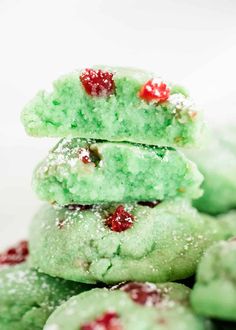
[[0, 0, 236, 248]]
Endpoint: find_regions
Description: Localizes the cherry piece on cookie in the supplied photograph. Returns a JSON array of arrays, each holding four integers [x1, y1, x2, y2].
[[78, 147, 101, 166], [0, 241, 29, 266], [78, 148, 92, 164], [106, 206, 135, 232], [139, 79, 170, 103], [80, 68, 115, 97], [81, 311, 122, 330], [119, 282, 162, 306]]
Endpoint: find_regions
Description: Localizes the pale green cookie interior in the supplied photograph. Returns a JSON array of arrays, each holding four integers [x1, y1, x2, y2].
[[33, 138, 203, 205], [44, 285, 208, 330], [29, 199, 224, 284], [0, 263, 92, 330], [186, 125, 236, 215], [21, 66, 204, 147], [191, 240, 236, 321]]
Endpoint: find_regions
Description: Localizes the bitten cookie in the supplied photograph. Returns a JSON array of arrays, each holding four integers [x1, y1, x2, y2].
[[191, 239, 236, 321], [33, 138, 203, 205], [0, 263, 92, 330], [44, 282, 210, 330], [29, 199, 223, 284], [21, 66, 204, 148]]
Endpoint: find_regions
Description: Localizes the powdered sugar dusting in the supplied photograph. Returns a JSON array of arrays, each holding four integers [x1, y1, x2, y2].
[[168, 93, 198, 122]]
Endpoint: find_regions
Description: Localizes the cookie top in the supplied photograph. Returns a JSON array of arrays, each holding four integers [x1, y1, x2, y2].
[[191, 239, 236, 321], [44, 283, 208, 330], [0, 263, 92, 330], [21, 66, 204, 147], [29, 199, 223, 284]]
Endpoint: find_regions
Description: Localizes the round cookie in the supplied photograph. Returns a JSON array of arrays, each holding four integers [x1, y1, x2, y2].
[[29, 199, 223, 284], [21, 66, 204, 148], [186, 126, 236, 215], [33, 138, 203, 205], [44, 282, 210, 330], [191, 239, 236, 321], [0, 263, 92, 330]]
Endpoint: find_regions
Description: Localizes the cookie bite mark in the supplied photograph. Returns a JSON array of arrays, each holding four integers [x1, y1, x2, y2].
[[105, 206, 135, 232], [81, 311, 122, 330], [137, 201, 161, 208], [0, 241, 29, 266], [80, 68, 115, 97], [139, 79, 170, 103], [119, 282, 162, 307], [78, 146, 101, 166]]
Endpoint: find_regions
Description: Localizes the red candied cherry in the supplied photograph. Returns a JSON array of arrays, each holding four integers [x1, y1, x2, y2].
[[106, 206, 135, 232], [119, 282, 162, 306], [78, 147, 101, 166], [81, 311, 122, 330], [78, 148, 92, 164], [139, 79, 170, 103], [80, 68, 115, 97], [0, 241, 29, 266]]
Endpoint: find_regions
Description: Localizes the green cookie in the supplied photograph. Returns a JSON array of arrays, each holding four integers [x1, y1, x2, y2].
[[216, 211, 236, 240], [186, 126, 236, 215], [33, 138, 203, 205], [191, 239, 236, 321], [29, 199, 223, 284], [21, 66, 204, 148], [0, 263, 92, 330], [44, 283, 210, 330]]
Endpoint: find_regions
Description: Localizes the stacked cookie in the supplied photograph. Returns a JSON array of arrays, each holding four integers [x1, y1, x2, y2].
[[22, 66, 218, 285], [2, 67, 236, 329]]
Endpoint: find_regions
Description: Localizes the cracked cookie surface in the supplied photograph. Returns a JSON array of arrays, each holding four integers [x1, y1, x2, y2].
[[29, 199, 224, 284]]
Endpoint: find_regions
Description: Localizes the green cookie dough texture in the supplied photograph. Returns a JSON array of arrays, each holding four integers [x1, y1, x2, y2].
[[186, 125, 236, 215], [191, 239, 236, 321], [21, 66, 204, 148], [33, 138, 203, 205], [29, 199, 224, 284], [0, 263, 92, 330], [44, 284, 210, 330]]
